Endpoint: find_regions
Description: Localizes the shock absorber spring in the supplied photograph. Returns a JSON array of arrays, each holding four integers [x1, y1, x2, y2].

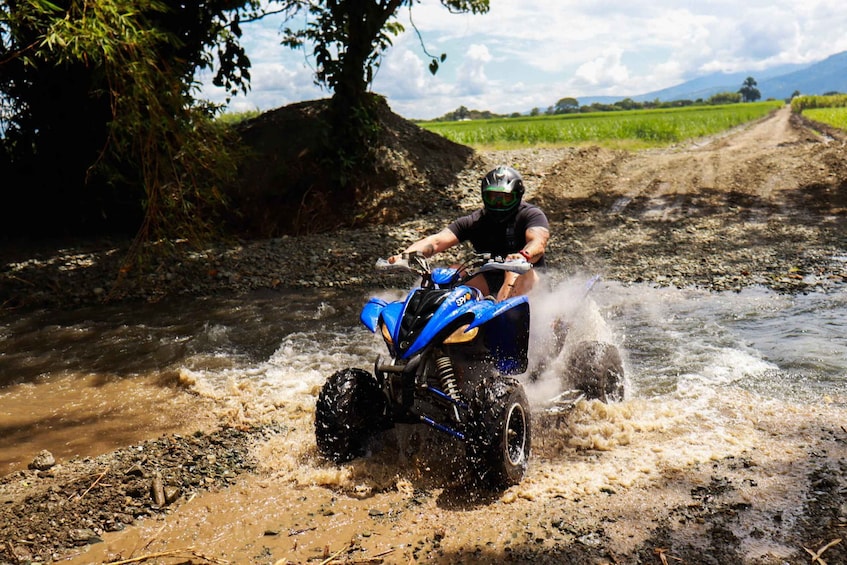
[[435, 356, 462, 402]]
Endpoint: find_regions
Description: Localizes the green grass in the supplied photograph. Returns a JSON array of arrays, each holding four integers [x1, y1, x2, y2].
[[216, 109, 262, 125], [790, 94, 847, 132], [420, 101, 783, 149], [803, 107, 847, 130]]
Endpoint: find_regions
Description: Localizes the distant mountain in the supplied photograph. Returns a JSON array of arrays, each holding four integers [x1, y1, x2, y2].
[[757, 51, 847, 99], [575, 50, 847, 107]]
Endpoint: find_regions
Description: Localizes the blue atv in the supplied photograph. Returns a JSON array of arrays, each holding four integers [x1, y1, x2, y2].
[[315, 253, 623, 489]]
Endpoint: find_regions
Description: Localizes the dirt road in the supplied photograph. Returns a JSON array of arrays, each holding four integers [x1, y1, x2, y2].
[[534, 106, 847, 293], [1, 106, 846, 565]]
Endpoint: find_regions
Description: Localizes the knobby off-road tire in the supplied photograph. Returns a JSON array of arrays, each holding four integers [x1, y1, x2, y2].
[[315, 368, 387, 463], [466, 377, 531, 489], [568, 341, 625, 402]]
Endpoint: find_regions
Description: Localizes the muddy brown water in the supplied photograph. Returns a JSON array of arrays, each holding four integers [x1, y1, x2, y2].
[[1, 280, 846, 563]]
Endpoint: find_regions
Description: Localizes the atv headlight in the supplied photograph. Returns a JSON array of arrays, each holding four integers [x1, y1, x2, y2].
[[380, 322, 393, 345], [443, 324, 478, 344]]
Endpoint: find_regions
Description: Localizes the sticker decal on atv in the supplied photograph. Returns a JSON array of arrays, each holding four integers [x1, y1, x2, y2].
[[455, 292, 472, 307]]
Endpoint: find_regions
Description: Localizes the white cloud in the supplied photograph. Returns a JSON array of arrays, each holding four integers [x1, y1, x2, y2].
[[454, 43, 492, 95], [374, 49, 426, 100], [200, 0, 847, 119], [573, 48, 630, 89]]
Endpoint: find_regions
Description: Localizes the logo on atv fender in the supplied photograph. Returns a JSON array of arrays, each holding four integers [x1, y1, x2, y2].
[[455, 292, 472, 307]]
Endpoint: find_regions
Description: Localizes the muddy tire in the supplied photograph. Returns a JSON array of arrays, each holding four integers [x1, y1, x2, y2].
[[466, 377, 531, 489], [315, 368, 387, 463], [567, 341, 625, 402]]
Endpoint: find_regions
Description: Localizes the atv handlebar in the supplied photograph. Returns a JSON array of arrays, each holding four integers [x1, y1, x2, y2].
[[375, 252, 532, 279], [375, 253, 427, 273], [477, 258, 533, 275]]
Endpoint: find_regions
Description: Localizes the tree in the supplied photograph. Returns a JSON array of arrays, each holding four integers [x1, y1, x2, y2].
[[738, 76, 761, 103], [453, 105, 471, 121], [614, 97, 639, 111], [554, 97, 579, 113], [278, 0, 490, 184], [0, 0, 262, 239], [708, 91, 742, 105]]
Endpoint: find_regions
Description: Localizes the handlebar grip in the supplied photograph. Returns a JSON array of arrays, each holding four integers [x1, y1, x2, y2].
[[375, 258, 410, 271]]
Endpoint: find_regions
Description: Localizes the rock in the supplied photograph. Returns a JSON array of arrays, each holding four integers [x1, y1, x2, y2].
[[6, 544, 33, 562], [68, 528, 103, 545], [164, 485, 181, 504], [150, 473, 166, 506], [28, 450, 56, 471], [124, 463, 145, 477]]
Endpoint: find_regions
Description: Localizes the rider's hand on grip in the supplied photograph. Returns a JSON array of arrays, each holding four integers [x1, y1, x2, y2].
[[376, 257, 411, 271], [482, 256, 532, 275]]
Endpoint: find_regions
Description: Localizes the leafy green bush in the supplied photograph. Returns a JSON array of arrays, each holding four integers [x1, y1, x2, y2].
[[790, 94, 847, 113]]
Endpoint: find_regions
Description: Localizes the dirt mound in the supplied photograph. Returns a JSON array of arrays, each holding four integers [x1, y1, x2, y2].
[[229, 98, 480, 237]]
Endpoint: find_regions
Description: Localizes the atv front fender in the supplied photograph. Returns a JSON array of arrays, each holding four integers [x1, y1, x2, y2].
[[360, 298, 387, 332], [466, 295, 529, 330]]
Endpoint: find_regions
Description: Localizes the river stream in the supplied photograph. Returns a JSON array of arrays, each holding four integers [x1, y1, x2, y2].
[[2, 278, 844, 475], [3, 277, 846, 563]]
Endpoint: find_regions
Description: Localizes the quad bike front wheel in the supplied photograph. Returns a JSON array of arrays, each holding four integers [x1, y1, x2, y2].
[[315, 368, 388, 463], [567, 341, 625, 402], [466, 377, 531, 489]]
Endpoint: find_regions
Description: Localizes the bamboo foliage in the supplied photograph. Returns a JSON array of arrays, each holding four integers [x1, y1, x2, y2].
[[40, 0, 236, 243]]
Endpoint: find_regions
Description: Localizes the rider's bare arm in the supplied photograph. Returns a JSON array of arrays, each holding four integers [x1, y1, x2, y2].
[[506, 226, 549, 264], [499, 226, 548, 300], [390, 228, 459, 263]]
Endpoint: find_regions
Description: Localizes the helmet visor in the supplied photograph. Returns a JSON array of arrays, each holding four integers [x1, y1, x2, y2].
[[482, 189, 517, 210]]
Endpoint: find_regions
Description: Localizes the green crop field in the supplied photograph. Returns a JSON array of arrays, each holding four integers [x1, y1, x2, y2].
[[790, 94, 847, 132], [803, 107, 847, 130], [419, 101, 783, 149]]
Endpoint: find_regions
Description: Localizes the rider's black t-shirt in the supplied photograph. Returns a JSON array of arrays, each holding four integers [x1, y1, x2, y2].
[[447, 202, 549, 267]]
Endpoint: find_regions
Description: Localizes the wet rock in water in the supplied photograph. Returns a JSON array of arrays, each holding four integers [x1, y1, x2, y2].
[[68, 528, 103, 545], [28, 450, 56, 471]]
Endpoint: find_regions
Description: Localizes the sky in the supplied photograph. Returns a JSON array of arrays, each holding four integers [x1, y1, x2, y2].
[[199, 0, 847, 120]]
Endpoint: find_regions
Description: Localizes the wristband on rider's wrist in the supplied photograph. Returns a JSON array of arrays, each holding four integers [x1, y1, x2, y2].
[[519, 249, 531, 261]]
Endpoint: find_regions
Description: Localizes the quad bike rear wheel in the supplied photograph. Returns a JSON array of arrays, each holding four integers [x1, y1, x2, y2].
[[315, 368, 388, 463], [567, 341, 625, 402], [466, 377, 531, 489]]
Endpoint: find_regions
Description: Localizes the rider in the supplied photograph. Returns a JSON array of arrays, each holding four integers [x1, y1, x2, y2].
[[389, 165, 550, 301]]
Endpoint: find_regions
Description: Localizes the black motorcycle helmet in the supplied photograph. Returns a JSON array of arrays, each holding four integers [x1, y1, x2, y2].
[[481, 166, 524, 219]]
